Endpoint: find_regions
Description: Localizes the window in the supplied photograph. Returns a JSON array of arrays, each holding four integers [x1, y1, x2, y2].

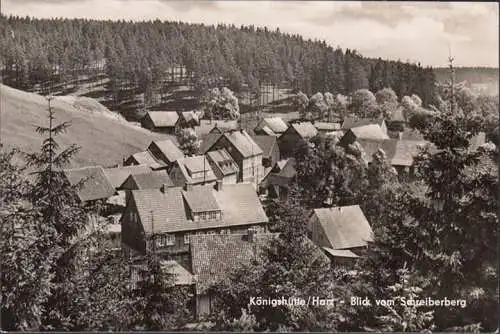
[[184, 234, 190, 245], [165, 234, 175, 246]]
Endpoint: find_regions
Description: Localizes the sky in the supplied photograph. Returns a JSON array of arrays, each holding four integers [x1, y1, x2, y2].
[[2, 0, 499, 68]]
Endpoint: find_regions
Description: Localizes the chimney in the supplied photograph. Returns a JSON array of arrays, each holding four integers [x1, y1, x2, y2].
[[160, 184, 169, 193], [247, 227, 257, 243], [184, 183, 193, 191], [215, 179, 223, 191]]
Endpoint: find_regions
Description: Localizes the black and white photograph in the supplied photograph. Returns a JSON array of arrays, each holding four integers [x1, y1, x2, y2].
[[0, 0, 498, 332]]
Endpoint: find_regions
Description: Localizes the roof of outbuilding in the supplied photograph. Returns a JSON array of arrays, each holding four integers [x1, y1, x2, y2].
[[128, 151, 166, 170], [314, 122, 341, 131], [145, 111, 179, 127], [224, 130, 263, 158], [64, 166, 116, 202], [290, 122, 319, 139], [175, 155, 218, 185], [103, 165, 152, 189], [342, 116, 385, 130], [206, 149, 239, 176], [148, 139, 184, 163], [312, 205, 374, 249], [350, 124, 389, 141], [127, 171, 174, 190], [255, 117, 288, 133]]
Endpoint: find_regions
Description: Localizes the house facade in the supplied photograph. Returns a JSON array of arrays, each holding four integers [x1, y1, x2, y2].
[[204, 130, 265, 188], [121, 182, 269, 267], [251, 135, 280, 169]]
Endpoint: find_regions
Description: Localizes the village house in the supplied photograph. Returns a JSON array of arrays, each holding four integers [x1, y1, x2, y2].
[[205, 149, 239, 185], [146, 139, 185, 171], [278, 122, 318, 158], [251, 135, 280, 169], [169, 155, 218, 188], [124, 139, 184, 172], [202, 130, 265, 188], [140, 111, 180, 134], [338, 124, 390, 147], [178, 111, 200, 129], [308, 205, 374, 266], [120, 182, 269, 267], [260, 158, 297, 200], [353, 138, 429, 179], [253, 117, 289, 136], [387, 107, 407, 132], [341, 116, 388, 136]]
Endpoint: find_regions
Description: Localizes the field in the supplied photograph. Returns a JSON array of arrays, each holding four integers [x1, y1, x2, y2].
[[0, 84, 172, 168]]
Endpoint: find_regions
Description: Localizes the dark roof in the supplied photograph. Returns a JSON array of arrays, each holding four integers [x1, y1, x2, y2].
[[149, 139, 184, 163], [128, 151, 166, 170], [145, 111, 179, 127], [131, 183, 268, 234], [103, 165, 151, 189], [342, 116, 385, 130], [255, 117, 288, 134], [223, 130, 263, 158], [127, 171, 174, 190], [206, 149, 239, 176], [314, 122, 341, 131], [251, 135, 278, 158], [290, 122, 318, 139], [190, 233, 278, 293], [312, 205, 373, 249], [199, 133, 223, 154], [64, 166, 116, 202]]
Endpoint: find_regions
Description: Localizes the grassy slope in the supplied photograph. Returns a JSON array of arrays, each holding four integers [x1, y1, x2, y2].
[[1, 84, 172, 168]]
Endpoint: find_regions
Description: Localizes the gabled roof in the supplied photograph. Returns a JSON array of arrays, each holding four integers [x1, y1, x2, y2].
[[145, 111, 179, 127], [350, 124, 389, 141], [103, 165, 151, 189], [251, 135, 278, 158], [190, 233, 278, 293], [314, 122, 341, 131], [290, 122, 318, 139], [342, 116, 385, 130], [175, 156, 218, 185], [199, 133, 223, 154], [356, 138, 428, 166], [132, 260, 194, 286], [182, 186, 220, 213], [64, 166, 116, 202], [255, 117, 288, 134], [195, 120, 239, 137], [128, 151, 166, 170], [126, 171, 174, 190], [312, 205, 373, 249], [223, 130, 263, 158], [256, 126, 276, 136], [148, 139, 184, 163], [206, 149, 238, 176], [180, 111, 199, 124], [130, 183, 268, 234]]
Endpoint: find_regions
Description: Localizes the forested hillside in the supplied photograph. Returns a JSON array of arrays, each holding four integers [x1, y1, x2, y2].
[[435, 67, 499, 96], [0, 15, 437, 118]]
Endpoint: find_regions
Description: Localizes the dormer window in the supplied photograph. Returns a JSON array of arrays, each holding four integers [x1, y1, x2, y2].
[[192, 210, 221, 222]]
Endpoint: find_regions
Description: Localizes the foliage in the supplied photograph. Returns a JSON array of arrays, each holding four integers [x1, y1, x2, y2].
[[177, 127, 201, 156], [293, 135, 368, 209], [293, 90, 309, 120], [375, 87, 399, 118], [211, 190, 342, 331], [350, 89, 378, 118], [202, 87, 240, 120]]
